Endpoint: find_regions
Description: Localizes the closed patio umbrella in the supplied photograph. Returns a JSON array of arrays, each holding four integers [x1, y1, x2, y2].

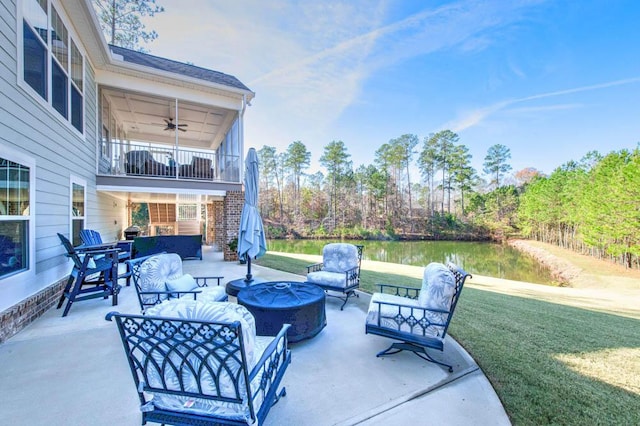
[[237, 148, 267, 282]]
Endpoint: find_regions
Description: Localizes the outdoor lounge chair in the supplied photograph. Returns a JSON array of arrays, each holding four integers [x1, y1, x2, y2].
[[106, 300, 291, 425], [305, 243, 364, 310], [79, 229, 132, 285], [365, 262, 471, 372], [125, 252, 227, 313], [56, 233, 121, 317]]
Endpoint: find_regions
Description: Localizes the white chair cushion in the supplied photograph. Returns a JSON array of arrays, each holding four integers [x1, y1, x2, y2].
[[165, 273, 198, 292], [196, 286, 229, 303], [139, 253, 183, 304], [307, 270, 348, 289], [322, 243, 359, 273], [144, 300, 274, 420], [418, 263, 456, 314], [145, 300, 257, 366]]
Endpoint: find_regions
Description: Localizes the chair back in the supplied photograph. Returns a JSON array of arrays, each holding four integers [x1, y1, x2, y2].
[[106, 311, 257, 421], [322, 243, 363, 274], [57, 233, 83, 269], [79, 229, 103, 246], [443, 262, 471, 336], [126, 252, 182, 311]]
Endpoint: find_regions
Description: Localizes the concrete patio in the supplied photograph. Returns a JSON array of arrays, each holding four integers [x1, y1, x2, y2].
[[0, 247, 510, 425]]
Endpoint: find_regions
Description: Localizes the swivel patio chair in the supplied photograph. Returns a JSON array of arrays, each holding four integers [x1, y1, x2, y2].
[[107, 300, 291, 425], [125, 252, 227, 313], [305, 243, 364, 310], [56, 233, 121, 317], [365, 262, 471, 372], [80, 229, 132, 285]]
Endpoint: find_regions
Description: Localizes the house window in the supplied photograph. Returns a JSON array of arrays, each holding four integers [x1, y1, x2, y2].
[[21, 0, 84, 133], [0, 156, 33, 280], [70, 180, 86, 246]]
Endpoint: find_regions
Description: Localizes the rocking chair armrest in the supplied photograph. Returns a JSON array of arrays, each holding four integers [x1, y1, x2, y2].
[[306, 262, 324, 273], [193, 276, 224, 287], [376, 284, 421, 299], [249, 324, 291, 381]]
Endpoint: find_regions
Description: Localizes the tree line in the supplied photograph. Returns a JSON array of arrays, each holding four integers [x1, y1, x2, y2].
[[256, 131, 514, 240], [255, 134, 639, 269]]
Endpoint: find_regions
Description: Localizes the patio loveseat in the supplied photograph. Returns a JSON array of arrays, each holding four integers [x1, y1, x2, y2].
[[107, 300, 291, 425]]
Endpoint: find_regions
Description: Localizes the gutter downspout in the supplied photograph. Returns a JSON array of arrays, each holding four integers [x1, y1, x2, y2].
[[239, 94, 248, 184]]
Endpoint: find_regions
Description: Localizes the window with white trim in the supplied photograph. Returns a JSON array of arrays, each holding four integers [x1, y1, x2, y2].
[[70, 178, 86, 246], [0, 154, 34, 280], [21, 0, 84, 133]]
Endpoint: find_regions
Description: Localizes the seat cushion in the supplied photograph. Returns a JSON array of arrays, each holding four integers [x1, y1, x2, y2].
[[307, 270, 348, 289], [322, 243, 359, 273], [196, 286, 229, 303]]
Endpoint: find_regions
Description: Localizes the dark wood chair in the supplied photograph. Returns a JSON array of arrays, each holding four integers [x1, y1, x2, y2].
[[79, 229, 132, 285], [365, 262, 471, 372], [56, 233, 121, 317]]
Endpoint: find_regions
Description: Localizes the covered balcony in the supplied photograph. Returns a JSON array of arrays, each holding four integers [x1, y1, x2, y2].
[[95, 87, 243, 190]]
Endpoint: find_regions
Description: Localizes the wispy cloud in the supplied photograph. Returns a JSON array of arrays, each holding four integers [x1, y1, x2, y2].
[[445, 76, 640, 132], [146, 0, 553, 154]]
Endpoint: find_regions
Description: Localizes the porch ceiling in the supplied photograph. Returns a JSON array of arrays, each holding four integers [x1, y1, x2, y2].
[[102, 190, 224, 204], [101, 88, 235, 150]]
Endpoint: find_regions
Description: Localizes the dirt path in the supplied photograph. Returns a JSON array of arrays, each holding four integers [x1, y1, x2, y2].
[[509, 239, 640, 291]]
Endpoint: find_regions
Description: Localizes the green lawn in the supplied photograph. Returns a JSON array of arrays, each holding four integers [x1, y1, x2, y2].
[[255, 253, 640, 425]]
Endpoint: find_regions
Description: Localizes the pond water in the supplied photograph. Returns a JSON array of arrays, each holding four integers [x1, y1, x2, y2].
[[267, 239, 555, 285]]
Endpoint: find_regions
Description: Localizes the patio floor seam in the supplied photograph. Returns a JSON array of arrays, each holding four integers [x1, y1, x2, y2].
[[337, 365, 482, 426]]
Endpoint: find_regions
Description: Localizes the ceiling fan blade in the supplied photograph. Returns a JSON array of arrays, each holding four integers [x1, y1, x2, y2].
[[177, 123, 188, 127], [178, 127, 187, 132], [164, 118, 172, 125]]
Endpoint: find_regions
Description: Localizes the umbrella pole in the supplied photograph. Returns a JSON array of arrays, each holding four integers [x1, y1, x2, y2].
[[245, 256, 253, 282]]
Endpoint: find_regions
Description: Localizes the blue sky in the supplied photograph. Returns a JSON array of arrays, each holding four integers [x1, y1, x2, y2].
[[143, 0, 640, 179]]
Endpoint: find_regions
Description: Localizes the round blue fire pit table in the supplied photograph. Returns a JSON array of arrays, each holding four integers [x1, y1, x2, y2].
[[237, 281, 326, 343]]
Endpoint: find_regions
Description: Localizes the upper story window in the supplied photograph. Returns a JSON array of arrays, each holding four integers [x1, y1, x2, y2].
[[21, 0, 84, 133], [0, 153, 35, 281]]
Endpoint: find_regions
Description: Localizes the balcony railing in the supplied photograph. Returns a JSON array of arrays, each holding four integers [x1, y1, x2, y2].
[[97, 141, 240, 183]]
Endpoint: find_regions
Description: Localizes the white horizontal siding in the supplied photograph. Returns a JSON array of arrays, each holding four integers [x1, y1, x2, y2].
[[0, 0, 125, 312]]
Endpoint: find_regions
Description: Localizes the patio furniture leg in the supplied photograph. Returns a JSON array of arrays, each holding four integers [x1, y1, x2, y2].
[[377, 342, 453, 372], [56, 275, 75, 309], [325, 289, 358, 310]]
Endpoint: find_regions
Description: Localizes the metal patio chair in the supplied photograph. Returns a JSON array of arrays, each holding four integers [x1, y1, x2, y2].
[[365, 262, 471, 372], [305, 243, 364, 310]]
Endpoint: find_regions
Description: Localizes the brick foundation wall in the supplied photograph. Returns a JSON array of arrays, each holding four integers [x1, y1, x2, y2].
[[0, 278, 66, 344], [223, 191, 243, 261]]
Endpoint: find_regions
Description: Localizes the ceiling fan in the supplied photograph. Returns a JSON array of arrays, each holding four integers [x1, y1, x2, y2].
[[163, 118, 187, 132]]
